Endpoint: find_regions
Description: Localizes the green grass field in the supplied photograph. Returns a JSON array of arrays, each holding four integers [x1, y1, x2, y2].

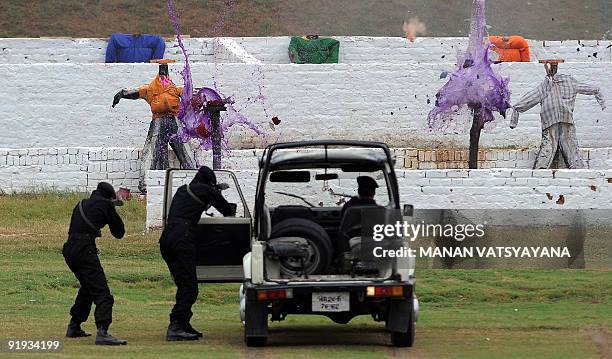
[[0, 193, 610, 358]]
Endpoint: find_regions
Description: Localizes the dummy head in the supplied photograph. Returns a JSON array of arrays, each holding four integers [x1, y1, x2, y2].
[[540, 59, 564, 77], [159, 64, 169, 77], [150, 59, 176, 84]]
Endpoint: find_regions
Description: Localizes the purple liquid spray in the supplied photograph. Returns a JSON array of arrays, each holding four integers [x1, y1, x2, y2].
[[428, 0, 511, 128], [427, 0, 511, 168], [166, 0, 265, 166]]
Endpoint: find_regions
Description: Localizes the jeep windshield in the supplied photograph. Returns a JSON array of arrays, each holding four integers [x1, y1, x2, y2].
[[266, 168, 392, 208], [263, 146, 395, 209]]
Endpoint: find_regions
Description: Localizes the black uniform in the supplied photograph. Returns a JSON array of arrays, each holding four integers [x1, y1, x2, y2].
[[338, 176, 379, 254], [63, 191, 125, 330], [340, 197, 378, 217], [160, 180, 236, 326]]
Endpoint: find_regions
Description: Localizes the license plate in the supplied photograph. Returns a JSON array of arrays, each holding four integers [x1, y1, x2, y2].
[[311, 292, 350, 312]]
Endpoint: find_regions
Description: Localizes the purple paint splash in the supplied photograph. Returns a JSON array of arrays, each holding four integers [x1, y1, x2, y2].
[[186, 87, 265, 151], [427, 0, 511, 128], [166, 0, 265, 159]]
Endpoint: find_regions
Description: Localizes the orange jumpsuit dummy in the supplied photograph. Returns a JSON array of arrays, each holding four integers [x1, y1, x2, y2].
[[489, 36, 531, 62], [112, 59, 194, 193]]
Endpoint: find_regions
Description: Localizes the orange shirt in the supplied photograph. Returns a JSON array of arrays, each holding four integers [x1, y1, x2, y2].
[[489, 36, 531, 62], [138, 75, 183, 119]]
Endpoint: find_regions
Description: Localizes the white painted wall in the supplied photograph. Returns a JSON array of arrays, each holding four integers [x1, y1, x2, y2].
[[1, 37, 611, 197], [235, 37, 612, 64], [1, 37, 610, 64], [0, 147, 139, 193], [4, 146, 612, 195], [1, 62, 610, 150], [0, 38, 227, 64], [145, 168, 612, 229]]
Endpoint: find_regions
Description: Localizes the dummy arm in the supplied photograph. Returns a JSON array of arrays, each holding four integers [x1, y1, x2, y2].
[[112, 89, 141, 108], [574, 81, 606, 111], [510, 83, 544, 129]]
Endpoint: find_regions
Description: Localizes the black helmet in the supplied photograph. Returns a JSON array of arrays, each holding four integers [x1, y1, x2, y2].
[[192, 166, 217, 186], [95, 182, 117, 199]]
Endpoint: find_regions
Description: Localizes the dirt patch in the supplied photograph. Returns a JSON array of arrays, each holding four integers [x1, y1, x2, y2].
[[387, 347, 425, 359], [0, 232, 47, 237], [235, 325, 426, 358], [585, 326, 612, 359]]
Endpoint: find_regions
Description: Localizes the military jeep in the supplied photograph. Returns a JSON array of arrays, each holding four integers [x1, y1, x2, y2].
[[163, 140, 418, 347]]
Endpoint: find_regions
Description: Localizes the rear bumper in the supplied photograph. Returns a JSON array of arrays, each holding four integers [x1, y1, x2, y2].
[[243, 278, 417, 319], [246, 279, 414, 296]]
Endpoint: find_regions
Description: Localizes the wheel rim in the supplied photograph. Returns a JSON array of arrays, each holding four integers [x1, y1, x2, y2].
[[279, 238, 321, 276]]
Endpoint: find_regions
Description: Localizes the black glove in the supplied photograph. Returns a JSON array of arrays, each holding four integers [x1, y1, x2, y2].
[[215, 183, 230, 191], [112, 90, 124, 108], [227, 203, 238, 217], [112, 89, 139, 108]]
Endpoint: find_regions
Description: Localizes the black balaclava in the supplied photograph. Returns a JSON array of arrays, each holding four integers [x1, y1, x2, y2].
[[191, 166, 217, 186], [93, 182, 117, 199]]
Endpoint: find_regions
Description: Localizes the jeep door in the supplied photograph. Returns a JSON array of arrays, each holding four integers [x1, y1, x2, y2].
[[164, 169, 251, 282]]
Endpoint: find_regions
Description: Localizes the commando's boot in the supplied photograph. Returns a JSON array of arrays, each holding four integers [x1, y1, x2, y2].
[[184, 322, 203, 338], [166, 321, 199, 341], [95, 327, 127, 345], [66, 320, 92, 338]]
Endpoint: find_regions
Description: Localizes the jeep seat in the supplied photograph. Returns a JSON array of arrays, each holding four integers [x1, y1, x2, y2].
[[337, 205, 382, 254]]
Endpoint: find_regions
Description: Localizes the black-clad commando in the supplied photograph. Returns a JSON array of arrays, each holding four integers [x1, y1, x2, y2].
[[160, 166, 237, 341], [63, 182, 127, 345]]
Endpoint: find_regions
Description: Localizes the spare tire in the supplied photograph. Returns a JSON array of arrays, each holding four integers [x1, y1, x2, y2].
[[270, 218, 333, 275]]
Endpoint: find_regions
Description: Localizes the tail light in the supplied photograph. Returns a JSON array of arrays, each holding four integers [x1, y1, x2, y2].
[[257, 289, 293, 301], [366, 285, 404, 297]]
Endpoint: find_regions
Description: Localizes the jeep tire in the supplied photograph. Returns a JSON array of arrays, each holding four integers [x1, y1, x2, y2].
[[244, 290, 268, 347], [270, 218, 333, 275]]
